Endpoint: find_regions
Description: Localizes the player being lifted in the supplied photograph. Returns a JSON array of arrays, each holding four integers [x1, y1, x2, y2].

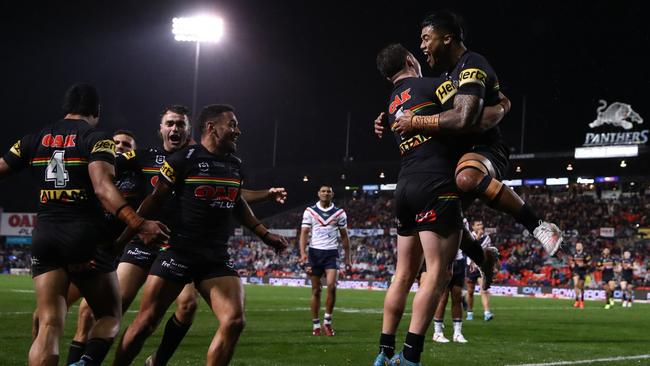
[[465, 220, 494, 321], [372, 44, 508, 366], [299, 185, 351, 336], [569, 242, 590, 309], [380, 11, 563, 257], [620, 250, 635, 307], [597, 248, 617, 309]]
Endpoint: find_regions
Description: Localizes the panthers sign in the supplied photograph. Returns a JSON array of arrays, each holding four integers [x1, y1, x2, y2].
[[583, 100, 647, 146]]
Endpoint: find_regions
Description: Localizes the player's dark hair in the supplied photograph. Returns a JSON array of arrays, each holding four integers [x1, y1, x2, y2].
[[62, 83, 100, 118], [160, 104, 190, 118], [376, 43, 411, 80], [421, 10, 465, 41], [113, 129, 137, 141], [199, 104, 235, 132]]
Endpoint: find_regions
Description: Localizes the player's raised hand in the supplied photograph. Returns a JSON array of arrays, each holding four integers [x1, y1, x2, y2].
[[374, 112, 386, 138], [262, 232, 288, 254], [393, 109, 417, 138], [267, 187, 287, 204], [138, 220, 170, 246]]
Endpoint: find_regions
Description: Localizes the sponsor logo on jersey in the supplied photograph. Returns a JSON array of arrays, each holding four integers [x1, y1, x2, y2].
[[398, 134, 431, 154], [39, 189, 88, 203], [123, 150, 137, 160], [91, 139, 116, 156], [9, 140, 21, 157], [458, 68, 487, 88], [435, 80, 457, 105], [41, 134, 77, 148], [388, 88, 412, 114], [160, 161, 176, 183]]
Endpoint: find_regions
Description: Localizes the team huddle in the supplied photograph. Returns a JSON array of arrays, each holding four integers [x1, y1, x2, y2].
[[0, 10, 574, 366]]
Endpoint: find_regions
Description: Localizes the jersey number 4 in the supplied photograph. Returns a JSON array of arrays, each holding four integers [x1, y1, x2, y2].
[[45, 150, 69, 188]]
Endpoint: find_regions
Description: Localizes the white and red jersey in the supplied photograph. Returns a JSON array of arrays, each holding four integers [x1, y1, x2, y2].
[[301, 202, 347, 250]]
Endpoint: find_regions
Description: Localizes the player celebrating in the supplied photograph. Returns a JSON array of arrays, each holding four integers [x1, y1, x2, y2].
[[389, 10, 563, 257], [372, 44, 508, 366], [597, 248, 617, 309], [0, 83, 168, 366], [620, 250, 635, 307], [569, 242, 590, 309], [431, 248, 468, 343], [299, 185, 351, 336], [465, 220, 494, 321], [112, 104, 288, 366]]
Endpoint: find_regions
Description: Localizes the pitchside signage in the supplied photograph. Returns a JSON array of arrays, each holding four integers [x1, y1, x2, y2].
[[0, 212, 37, 237], [243, 277, 650, 301], [583, 100, 646, 146]]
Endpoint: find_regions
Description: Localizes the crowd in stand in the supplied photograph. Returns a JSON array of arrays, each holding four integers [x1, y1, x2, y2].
[[3, 185, 650, 288], [234, 185, 650, 288]]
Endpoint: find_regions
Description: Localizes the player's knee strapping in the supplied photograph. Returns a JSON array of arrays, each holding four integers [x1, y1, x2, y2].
[[455, 160, 504, 204]]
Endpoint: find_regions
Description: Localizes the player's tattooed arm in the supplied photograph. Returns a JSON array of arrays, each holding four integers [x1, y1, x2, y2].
[[471, 92, 511, 132], [241, 187, 287, 204], [234, 196, 288, 253], [392, 94, 482, 137]]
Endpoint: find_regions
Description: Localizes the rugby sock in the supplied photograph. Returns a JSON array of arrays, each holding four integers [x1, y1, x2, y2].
[[402, 332, 424, 363], [66, 340, 86, 364], [433, 318, 444, 334], [452, 318, 462, 336], [78, 337, 112, 365], [324, 313, 332, 325], [580, 291, 584, 302], [460, 229, 484, 265], [622, 292, 627, 302], [312, 318, 321, 330], [379, 333, 396, 358], [153, 314, 191, 366], [514, 203, 542, 235]]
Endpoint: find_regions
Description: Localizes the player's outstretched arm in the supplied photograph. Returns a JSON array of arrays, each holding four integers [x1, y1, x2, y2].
[[241, 187, 287, 204], [115, 179, 173, 248], [472, 92, 511, 132], [234, 196, 288, 253], [392, 94, 482, 137], [89, 161, 170, 247]]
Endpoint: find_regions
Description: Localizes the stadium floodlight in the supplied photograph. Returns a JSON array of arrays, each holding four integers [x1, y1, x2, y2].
[[172, 15, 224, 131], [172, 16, 224, 43]]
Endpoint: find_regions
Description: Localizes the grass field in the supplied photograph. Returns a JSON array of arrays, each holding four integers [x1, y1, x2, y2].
[[1, 275, 649, 366]]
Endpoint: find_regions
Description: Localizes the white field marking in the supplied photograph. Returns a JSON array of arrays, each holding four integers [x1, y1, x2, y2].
[[505, 354, 650, 366], [1, 289, 35, 293], [0, 311, 33, 316]]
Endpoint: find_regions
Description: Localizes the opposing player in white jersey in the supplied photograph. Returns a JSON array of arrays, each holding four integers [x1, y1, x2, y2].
[[465, 220, 494, 321], [299, 185, 351, 336]]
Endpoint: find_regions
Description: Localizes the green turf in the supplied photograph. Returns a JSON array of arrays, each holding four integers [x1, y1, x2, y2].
[[1, 275, 649, 365]]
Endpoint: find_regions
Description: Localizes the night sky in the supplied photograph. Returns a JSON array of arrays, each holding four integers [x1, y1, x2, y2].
[[0, 0, 647, 212]]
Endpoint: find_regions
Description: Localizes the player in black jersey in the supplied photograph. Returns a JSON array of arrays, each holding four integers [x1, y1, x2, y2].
[[620, 250, 635, 308], [112, 104, 289, 366], [64, 129, 143, 364], [569, 242, 591, 309], [372, 44, 508, 366], [597, 248, 617, 309], [0, 83, 168, 366], [388, 11, 563, 258]]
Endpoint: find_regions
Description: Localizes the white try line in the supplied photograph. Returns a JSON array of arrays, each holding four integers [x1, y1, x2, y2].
[[506, 354, 650, 366]]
